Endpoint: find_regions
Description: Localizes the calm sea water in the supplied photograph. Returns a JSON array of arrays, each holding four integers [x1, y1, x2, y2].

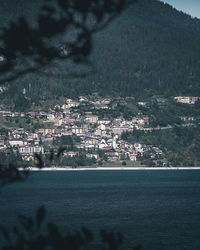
[[1, 170, 200, 249]]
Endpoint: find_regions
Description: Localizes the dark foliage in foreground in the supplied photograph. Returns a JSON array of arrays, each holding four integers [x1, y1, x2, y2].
[[0, 163, 28, 187], [1, 206, 136, 250], [0, 0, 134, 83]]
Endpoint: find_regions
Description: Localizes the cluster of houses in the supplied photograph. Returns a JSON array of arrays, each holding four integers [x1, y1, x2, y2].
[[0, 96, 163, 164], [174, 96, 200, 105]]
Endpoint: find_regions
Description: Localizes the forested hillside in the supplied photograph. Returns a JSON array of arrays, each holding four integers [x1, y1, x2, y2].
[[1, 0, 200, 110]]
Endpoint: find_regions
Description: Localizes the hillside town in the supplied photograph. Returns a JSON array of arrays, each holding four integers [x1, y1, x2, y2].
[[0, 96, 166, 166], [0, 95, 199, 167]]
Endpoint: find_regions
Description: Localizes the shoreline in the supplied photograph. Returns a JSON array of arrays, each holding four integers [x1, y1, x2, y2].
[[19, 167, 200, 171]]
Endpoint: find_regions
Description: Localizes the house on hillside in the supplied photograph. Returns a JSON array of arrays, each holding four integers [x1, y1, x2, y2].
[[174, 96, 199, 104], [85, 115, 98, 124], [112, 126, 129, 135], [19, 145, 44, 155], [9, 138, 24, 147]]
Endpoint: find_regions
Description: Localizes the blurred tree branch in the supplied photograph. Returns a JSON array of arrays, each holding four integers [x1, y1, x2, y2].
[[0, 163, 28, 187], [0, 0, 136, 84], [0, 206, 133, 250]]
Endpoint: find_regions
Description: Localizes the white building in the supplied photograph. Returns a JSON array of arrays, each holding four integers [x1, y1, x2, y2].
[[174, 96, 199, 104], [19, 145, 44, 155], [9, 139, 24, 147]]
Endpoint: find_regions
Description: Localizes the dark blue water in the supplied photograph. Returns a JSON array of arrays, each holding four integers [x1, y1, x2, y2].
[[1, 170, 200, 249]]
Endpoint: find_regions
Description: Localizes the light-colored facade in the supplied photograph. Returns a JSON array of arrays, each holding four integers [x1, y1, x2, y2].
[[19, 145, 44, 155]]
